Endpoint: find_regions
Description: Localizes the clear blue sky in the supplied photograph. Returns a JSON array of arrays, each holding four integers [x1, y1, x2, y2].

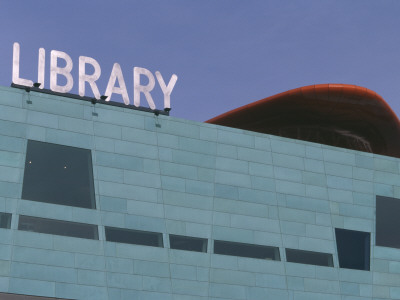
[[1, 0, 399, 122]]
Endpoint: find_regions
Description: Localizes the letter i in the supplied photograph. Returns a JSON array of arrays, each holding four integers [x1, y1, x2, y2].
[[37, 48, 45, 89]]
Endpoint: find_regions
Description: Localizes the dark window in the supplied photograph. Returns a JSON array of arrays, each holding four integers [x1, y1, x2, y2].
[[335, 228, 370, 270], [214, 240, 280, 260], [105, 227, 163, 247], [22, 140, 95, 209], [0, 292, 68, 299], [376, 195, 400, 248], [169, 235, 207, 252], [285, 249, 333, 267], [18, 215, 98, 240], [0, 212, 11, 229]]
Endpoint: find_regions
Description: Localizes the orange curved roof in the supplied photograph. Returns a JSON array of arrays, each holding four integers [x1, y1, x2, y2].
[[206, 84, 400, 158]]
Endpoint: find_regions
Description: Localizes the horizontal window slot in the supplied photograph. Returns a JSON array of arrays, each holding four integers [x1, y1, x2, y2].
[[18, 215, 98, 240], [285, 248, 333, 267], [0, 291, 69, 299], [105, 226, 163, 247], [169, 234, 208, 252], [0, 212, 11, 229], [214, 240, 280, 260]]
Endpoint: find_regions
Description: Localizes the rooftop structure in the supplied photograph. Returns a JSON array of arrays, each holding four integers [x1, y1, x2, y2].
[[207, 84, 400, 158]]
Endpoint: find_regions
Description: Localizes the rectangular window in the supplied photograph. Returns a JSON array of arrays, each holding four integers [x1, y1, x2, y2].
[[0, 292, 68, 299], [0, 212, 11, 229], [105, 227, 163, 247], [214, 240, 280, 260], [18, 215, 98, 240], [22, 140, 96, 209], [285, 248, 333, 267], [169, 234, 208, 252], [376, 195, 400, 248], [335, 228, 370, 270]]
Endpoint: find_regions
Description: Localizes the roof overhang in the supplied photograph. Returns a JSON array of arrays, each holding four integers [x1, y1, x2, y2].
[[206, 84, 400, 158]]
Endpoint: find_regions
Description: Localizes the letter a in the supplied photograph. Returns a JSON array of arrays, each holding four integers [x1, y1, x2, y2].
[[104, 63, 130, 105]]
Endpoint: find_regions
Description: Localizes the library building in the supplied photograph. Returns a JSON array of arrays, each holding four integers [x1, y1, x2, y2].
[[0, 81, 400, 299]]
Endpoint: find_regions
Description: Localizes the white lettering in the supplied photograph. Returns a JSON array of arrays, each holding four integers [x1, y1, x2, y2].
[[12, 42, 33, 87], [11, 42, 178, 110], [155, 71, 178, 110], [79, 56, 101, 99], [104, 63, 130, 105], [134, 67, 156, 110], [50, 50, 74, 93], [37, 48, 45, 89]]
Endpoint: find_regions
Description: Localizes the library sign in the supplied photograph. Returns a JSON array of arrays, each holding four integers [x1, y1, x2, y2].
[[12, 42, 178, 110]]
